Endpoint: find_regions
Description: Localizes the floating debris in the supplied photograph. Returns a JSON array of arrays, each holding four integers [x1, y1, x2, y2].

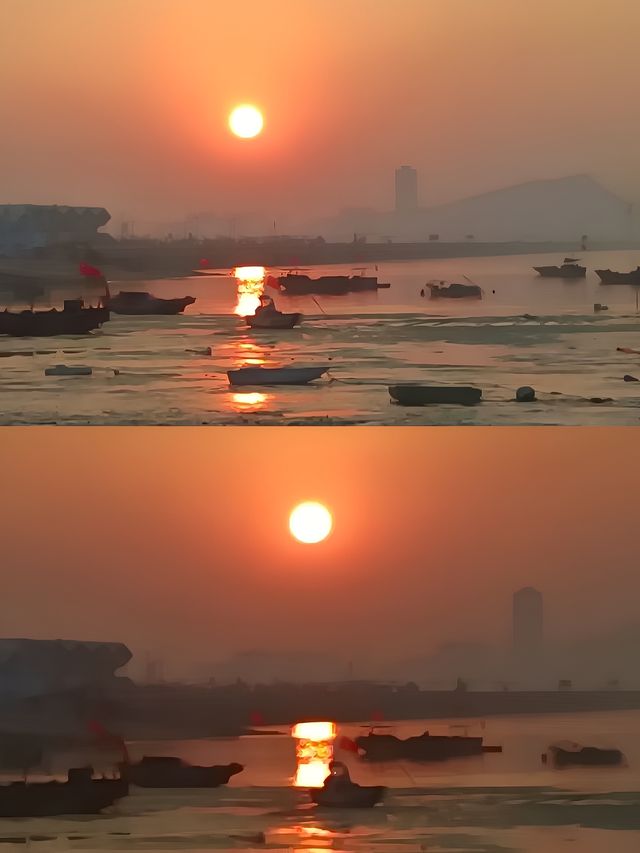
[[515, 385, 536, 402]]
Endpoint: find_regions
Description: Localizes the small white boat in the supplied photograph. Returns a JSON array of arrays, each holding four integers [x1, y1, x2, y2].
[[227, 366, 328, 386]]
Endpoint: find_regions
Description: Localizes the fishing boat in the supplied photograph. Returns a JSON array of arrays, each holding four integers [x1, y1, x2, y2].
[[0, 767, 128, 818], [310, 762, 384, 808], [595, 267, 640, 284], [0, 300, 109, 337], [389, 385, 482, 406], [244, 310, 302, 329], [311, 784, 385, 808], [278, 271, 390, 296], [356, 731, 499, 762], [227, 366, 328, 386], [543, 742, 625, 768], [120, 757, 243, 788], [424, 280, 482, 299], [533, 259, 586, 278], [106, 291, 195, 315]]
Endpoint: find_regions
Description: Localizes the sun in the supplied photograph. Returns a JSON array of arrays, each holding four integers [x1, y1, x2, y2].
[[289, 502, 332, 544], [229, 104, 264, 139]]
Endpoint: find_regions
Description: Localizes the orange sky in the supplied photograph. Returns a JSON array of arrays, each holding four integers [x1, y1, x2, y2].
[[0, 427, 638, 676], [2, 0, 640, 231]]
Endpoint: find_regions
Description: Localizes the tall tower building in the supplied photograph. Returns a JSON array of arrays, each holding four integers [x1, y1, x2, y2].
[[395, 166, 418, 212], [512, 587, 543, 654]]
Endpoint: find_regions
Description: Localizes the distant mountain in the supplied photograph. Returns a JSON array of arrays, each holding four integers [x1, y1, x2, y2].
[[318, 175, 636, 243]]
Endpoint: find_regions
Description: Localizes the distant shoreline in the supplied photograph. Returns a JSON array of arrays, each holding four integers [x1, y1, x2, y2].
[[3, 239, 640, 285]]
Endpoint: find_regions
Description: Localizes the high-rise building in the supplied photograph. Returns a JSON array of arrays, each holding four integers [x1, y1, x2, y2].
[[395, 166, 418, 212], [512, 587, 543, 654]]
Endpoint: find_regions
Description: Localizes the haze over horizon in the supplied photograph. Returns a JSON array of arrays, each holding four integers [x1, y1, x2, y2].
[[1, 428, 639, 684], [3, 0, 640, 234]]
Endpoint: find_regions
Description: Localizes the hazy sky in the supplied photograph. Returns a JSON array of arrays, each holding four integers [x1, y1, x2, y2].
[[2, 0, 640, 230], [1, 427, 638, 675]]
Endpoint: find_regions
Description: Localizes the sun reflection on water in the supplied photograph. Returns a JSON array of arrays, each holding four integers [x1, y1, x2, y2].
[[232, 392, 268, 410], [292, 721, 336, 788], [234, 266, 265, 317]]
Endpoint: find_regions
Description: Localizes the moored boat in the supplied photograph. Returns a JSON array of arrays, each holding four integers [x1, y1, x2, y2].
[[595, 267, 640, 284], [543, 742, 625, 768], [425, 280, 482, 299], [107, 291, 195, 315], [0, 300, 109, 337], [533, 259, 586, 278], [0, 767, 128, 818], [389, 385, 482, 406], [278, 272, 389, 296], [227, 366, 329, 386], [356, 731, 498, 762], [120, 757, 243, 788]]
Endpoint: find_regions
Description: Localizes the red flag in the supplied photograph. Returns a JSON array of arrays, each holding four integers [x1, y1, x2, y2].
[[265, 275, 282, 291], [250, 711, 265, 727], [88, 720, 129, 764], [337, 735, 359, 753], [199, 258, 210, 269], [79, 262, 103, 278], [371, 710, 384, 722]]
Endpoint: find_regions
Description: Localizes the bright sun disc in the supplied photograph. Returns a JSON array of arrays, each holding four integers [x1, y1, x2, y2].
[[289, 502, 332, 544], [229, 105, 263, 138]]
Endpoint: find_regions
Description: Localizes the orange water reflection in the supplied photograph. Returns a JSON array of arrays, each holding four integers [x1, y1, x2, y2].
[[292, 721, 336, 788], [232, 392, 269, 410], [234, 266, 265, 317]]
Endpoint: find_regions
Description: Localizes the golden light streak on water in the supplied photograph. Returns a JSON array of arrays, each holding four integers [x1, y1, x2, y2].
[[232, 392, 268, 409], [234, 266, 266, 316], [291, 721, 336, 787]]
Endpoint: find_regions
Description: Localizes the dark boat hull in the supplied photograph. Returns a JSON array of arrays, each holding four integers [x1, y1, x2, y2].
[[0, 307, 109, 337], [549, 746, 624, 768], [245, 312, 302, 329], [109, 295, 195, 315], [122, 760, 243, 788], [279, 275, 386, 296], [533, 265, 586, 278], [228, 367, 328, 386], [427, 284, 482, 299], [389, 385, 482, 406], [311, 785, 385, 808], [0, 779, 128, 818], [356, 732, 485, 762], [595, 269, 640, 285]]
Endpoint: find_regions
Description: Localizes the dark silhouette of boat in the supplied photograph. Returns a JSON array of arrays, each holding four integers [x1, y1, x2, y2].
[[0, 300, 109, 337], [356, 731, 500, 762], [0, 767, 128, 818], [107, 291, 195, 315], [245, 305, 302, 329], [595, 267, 640, 284], [425, 280, 482, 299], [228, 366, 328, 386], [543, 742, 625, 768], [278, 272, 390, 296], [310, 761, 384, 808], [533, 260, 586, 278], [389, 385, 482, 406], [120, 757, 243, 788]]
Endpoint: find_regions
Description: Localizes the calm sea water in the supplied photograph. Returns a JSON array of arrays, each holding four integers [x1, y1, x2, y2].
[[3, 711, 640, 851], [1, 250, 640, 425]]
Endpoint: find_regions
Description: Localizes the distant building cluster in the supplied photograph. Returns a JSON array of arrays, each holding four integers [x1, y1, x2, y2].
[[0, 638, 131, 699], [0, 204, 110, 255]]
